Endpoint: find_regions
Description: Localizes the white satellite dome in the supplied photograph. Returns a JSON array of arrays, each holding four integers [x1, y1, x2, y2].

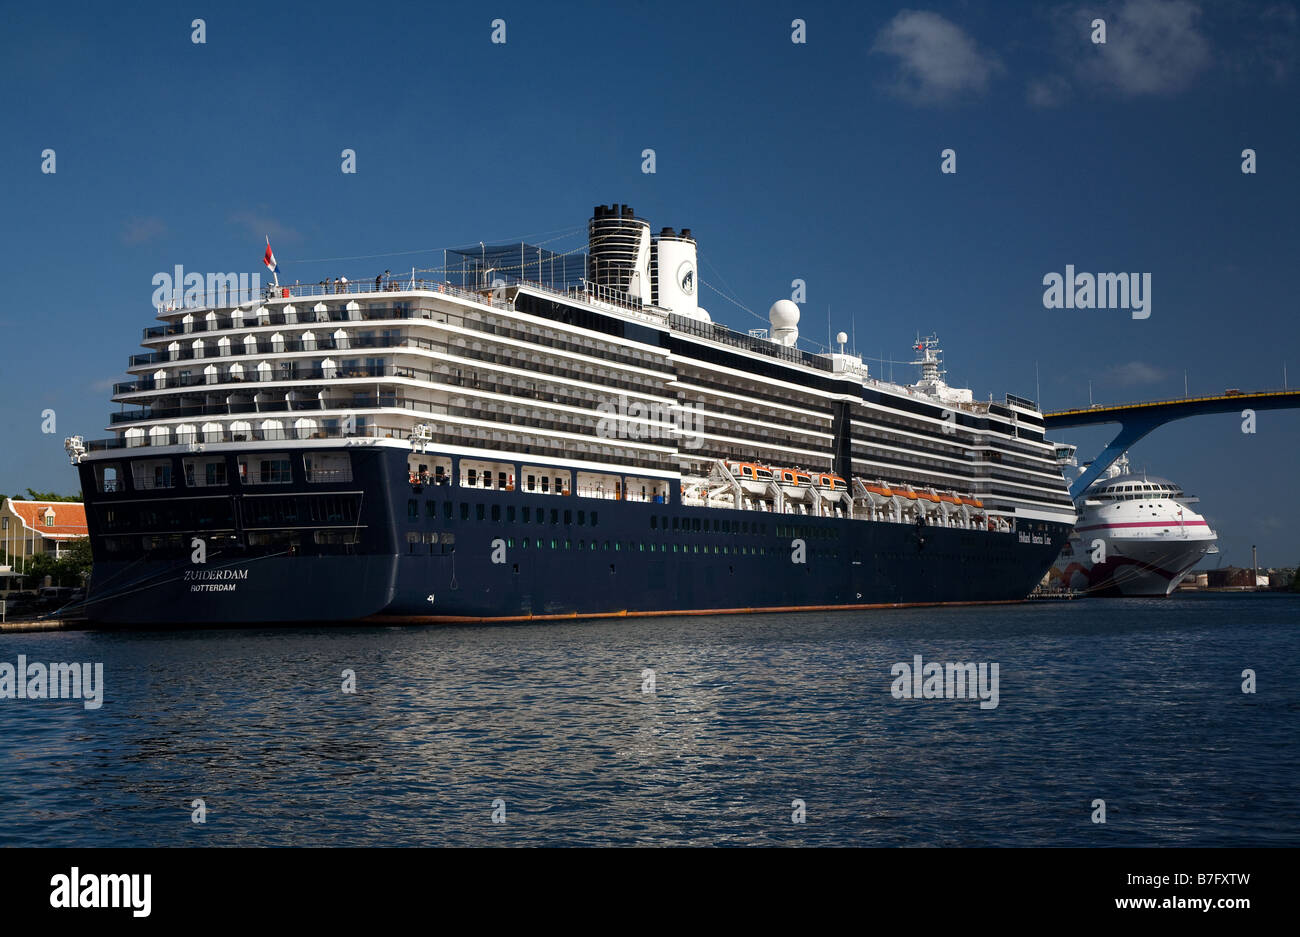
[[769, 299, 800, 329]]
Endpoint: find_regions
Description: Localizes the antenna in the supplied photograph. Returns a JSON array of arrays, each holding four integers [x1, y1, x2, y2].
[[1088, 381, 1093, 406], [1035, 361, 1040, 407]]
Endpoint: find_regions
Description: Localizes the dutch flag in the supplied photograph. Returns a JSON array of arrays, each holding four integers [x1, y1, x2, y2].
[[263, 237, 279, 274], [263, 237, 279, 286]]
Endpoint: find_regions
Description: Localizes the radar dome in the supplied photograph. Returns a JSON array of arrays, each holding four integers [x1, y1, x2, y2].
[[836, 331, 848, 345], [769, 299, 800, 329]]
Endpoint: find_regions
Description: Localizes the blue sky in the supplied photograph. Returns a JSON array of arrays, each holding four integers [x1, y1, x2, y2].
[[1, 0, 1297, 566]]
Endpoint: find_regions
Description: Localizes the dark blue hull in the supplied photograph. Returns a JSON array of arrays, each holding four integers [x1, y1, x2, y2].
[[78, 447, 1071, 626]]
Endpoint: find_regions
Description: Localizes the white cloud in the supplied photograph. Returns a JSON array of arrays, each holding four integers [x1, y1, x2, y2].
[[871, 10, 1004, 104], [120, 216, 167, 245], [230, 209, 300, 244], [1078, 0, 1212, 95], [1229, 2, 1298, 82], [1103, 361, 1168, 386], [1026, 75, 1070, 108]]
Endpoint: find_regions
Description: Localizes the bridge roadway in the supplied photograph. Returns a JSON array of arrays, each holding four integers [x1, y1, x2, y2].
[[1042, 388, 1300, 499]]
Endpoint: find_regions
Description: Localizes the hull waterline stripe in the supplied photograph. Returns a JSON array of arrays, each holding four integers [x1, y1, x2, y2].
[[365, 598, 1029, 625]]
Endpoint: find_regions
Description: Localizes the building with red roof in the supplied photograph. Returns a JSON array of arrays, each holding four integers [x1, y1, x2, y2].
[[2, 499, 89, 574]]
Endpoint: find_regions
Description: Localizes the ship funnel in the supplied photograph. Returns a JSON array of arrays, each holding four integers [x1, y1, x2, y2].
[[654, 226, 704, 320], [588, 204, 651, 302]]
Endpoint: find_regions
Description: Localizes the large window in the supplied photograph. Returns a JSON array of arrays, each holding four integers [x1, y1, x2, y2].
[[184, 457, 228, 488], [130, 459, 174, 490], [305, 452, 353, 483], [238, 453, 293, 485], [95, 464, 122, 493]]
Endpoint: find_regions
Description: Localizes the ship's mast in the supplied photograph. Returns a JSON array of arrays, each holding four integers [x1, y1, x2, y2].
[[911, 334, 944, 385]]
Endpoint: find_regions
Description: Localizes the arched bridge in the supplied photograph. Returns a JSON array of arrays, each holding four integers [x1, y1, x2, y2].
[[1043, 388, 1300, 498]]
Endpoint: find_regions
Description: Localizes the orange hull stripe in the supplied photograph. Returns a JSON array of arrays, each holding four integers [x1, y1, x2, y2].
[[366, 598, 1028, 625]]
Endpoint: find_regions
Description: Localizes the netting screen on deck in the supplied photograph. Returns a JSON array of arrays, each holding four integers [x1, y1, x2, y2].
[[446, 243, 587, 292]]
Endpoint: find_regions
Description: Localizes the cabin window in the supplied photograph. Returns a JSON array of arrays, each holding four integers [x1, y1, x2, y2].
[[238, 454, 292, 485], [131, 459, 175, 490], [305, 453, 352, 483]]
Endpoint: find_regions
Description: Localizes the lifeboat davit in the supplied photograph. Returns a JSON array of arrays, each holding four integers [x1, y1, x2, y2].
[[891, 487, 920, 520], [865, 482, 894, 506], [815, 472, 847, 500], [775, 467, 814, 501], [729, 461, 775, 496]]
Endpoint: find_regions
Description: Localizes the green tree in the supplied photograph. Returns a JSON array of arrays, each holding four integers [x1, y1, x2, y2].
[[23, 489, 82, 502], [57, 539, 93, 586]]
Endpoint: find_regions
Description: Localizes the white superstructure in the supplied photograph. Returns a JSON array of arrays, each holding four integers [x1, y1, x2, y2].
[[1051, 454, 1218, 596], [86, 206, 1075, 537]]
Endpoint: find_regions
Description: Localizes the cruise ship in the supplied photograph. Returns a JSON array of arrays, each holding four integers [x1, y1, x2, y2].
[[67, 204, 1077, 625], [1050, 454, 1217, 596]]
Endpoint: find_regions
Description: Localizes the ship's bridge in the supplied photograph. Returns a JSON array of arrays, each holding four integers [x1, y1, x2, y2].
[[1087, 474, 1183, 501]]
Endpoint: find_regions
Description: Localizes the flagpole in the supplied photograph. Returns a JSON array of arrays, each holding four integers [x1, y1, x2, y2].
[[266, 236, 279, 288]]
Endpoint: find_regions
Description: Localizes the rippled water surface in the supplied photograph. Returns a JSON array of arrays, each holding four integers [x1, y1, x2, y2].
[[1, 593, 1296, 846]]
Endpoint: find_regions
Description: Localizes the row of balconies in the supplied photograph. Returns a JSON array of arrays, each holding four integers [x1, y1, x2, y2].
[[128, 332, 409, 367], [109, 397, 682, 458], [143, 302, 412, 339], [113, 359, 679, 424], [142, 296, 673, 376]]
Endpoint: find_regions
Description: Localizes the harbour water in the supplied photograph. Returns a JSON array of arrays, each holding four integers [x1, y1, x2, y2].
[[0, 593, 1295, 847]]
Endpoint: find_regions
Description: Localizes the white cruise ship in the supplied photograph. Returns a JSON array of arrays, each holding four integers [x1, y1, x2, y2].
[[1051, 454, 1218, 596]]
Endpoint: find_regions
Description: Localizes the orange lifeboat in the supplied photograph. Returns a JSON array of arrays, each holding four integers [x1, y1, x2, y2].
[[729, 461, 774, 482], [733, 462, 769, 483], [817, 473, 847, 490], [775, 467, 811, 486], [866, 483, 894, 498], [917, 489, 941, 503], [938, 491, 960, 504]]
